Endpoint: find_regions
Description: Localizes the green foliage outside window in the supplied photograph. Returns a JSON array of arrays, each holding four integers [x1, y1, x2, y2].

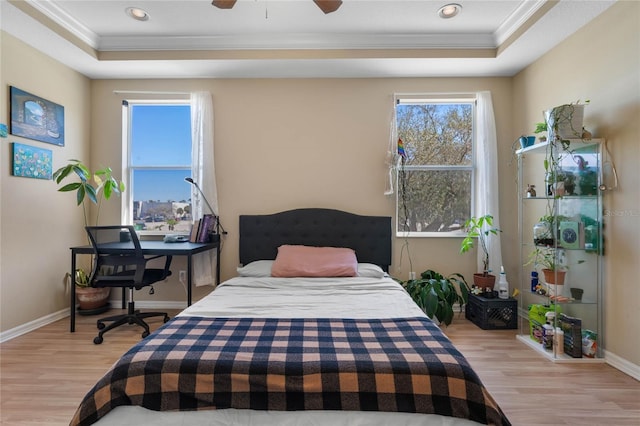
[[396, 102, 474, 233]]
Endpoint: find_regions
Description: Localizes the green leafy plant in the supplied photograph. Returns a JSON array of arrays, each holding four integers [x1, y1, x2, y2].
[[534, 122, 548, 142], [534, 122, 547, 134], [460, 215, 501, 276], [54, 159, 125, 291], [545, 100, 590, 142], [53, 159, 125, 228], [63, 268, 90, 288], [401, 270, 470, 326], [525, 246, 585, 272], [526, 247, 561, 272]]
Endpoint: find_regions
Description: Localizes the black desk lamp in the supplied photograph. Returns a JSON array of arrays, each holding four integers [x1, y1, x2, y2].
[[185, 177, 226, 237]]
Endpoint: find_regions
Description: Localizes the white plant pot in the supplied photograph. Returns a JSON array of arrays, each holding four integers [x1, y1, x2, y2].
[[544, 104, 585, 140]]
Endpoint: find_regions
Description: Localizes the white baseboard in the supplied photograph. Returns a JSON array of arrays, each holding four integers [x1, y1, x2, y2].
[[0, 308, 69, 343], [0, 301, 184, 343], [605, 350, 640, 381]]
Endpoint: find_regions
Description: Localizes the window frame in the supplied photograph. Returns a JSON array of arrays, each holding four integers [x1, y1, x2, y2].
[[394, 95, 477, 238], [121, 99, 192, 236]]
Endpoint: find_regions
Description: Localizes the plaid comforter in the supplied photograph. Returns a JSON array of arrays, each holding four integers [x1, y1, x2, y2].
[[70, 317, 510, 426]]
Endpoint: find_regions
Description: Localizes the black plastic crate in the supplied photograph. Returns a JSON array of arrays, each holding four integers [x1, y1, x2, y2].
[[465, 294, 517, 330]]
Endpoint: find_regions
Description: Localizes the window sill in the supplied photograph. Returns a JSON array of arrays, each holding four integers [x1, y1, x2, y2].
[[395, 231, 466, 238]]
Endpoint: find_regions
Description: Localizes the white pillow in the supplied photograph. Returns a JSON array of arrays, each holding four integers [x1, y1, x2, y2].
[[236, 260, 274, 277], [357, 263, 386, 278]]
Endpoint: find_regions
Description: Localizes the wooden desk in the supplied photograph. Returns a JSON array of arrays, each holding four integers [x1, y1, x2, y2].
[[69, 240, 219, 332]]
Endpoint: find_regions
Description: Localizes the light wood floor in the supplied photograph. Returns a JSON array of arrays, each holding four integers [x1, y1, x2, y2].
[[1, 309, 638, 425]]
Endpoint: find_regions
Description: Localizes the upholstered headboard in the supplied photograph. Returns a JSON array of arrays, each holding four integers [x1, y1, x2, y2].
[[239, 208, 392, 271]]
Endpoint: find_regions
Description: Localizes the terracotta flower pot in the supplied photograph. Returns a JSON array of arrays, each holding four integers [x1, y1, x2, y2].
[[76, 287, 111, 310], [473, 273, 496, 289], [542, 269, 566, 285]]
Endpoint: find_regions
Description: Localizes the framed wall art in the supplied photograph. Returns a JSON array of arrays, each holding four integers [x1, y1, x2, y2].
[[10, 86, 65, 146], [11, 142, 53, 180]]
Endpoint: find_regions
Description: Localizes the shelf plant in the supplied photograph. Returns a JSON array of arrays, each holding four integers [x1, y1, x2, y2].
[[534, 122, 547, 142], [400, 269, 470, 326], [544, 101, 589, 142], [525, 246, 585, 286], [459, 215, 501, 287]]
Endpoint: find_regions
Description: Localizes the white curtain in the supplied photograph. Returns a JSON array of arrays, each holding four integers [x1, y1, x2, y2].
[[191, 91, 218, 287], [476, 91, 503, 283], [385, 99, 399, 196]]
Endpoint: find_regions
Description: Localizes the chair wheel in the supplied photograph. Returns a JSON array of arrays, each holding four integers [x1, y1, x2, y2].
[[97, 322, 105, 330], [141, 331, 149, 338], [93, 336, 103, 344], [163, 315, 170, 323]]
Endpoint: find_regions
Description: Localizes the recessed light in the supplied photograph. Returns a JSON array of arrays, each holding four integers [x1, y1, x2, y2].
[[438, 3, 462, 19], [126, 7, 149, 21]]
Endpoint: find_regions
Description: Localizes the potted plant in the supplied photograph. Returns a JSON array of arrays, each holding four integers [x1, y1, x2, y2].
[[544, 101, 588, 142], [533, 212, 573, 246], [400, 270, 470, 326], [63, 268, 111, 311], [545, 169, 573, 197], [459, 215, 501, 288], [53, 159, 125, 311], [527, 247, 566, 285], [534, 122, 547, 142], [526, 247, 585, 286]]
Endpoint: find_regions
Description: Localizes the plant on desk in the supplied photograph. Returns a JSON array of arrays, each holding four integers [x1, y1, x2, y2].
[[54, 159, 125, 311]]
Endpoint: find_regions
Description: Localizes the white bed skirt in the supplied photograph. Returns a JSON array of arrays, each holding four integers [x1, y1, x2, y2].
[[97, 406, 482, 426]]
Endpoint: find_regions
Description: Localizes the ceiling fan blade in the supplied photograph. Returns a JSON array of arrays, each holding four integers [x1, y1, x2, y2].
[[313, 0, 342, 14], [211, 0, 237, 9]]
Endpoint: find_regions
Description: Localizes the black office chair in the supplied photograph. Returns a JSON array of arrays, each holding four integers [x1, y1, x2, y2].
[[85, 225, 172, 344]]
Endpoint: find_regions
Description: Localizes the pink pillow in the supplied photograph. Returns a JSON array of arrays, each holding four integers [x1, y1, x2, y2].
[[271, 245, 358, 278]]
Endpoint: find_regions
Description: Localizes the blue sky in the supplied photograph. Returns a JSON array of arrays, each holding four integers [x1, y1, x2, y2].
[[130, 104, 192, 202]]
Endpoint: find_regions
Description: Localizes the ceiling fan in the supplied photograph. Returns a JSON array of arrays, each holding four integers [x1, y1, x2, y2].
[[211, 0, 343, 14]]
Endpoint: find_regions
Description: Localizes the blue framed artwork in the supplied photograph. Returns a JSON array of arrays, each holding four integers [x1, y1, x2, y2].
[[10, 86, 65, 146], [12, 142, 53, 180]]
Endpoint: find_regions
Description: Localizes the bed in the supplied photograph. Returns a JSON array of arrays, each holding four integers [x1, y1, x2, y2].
[[70, 208, 510, 426]]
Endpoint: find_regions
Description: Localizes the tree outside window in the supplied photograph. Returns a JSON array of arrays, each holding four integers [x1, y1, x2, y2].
[[396, 99, 474, 236]]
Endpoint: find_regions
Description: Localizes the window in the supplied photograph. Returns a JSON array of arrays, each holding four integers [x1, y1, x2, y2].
[[122, 101, 192, 234], [395, 96, 475, 236]]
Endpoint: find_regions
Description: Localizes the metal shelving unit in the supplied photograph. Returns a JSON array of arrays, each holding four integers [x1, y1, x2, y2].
[[516, 139, 604, 362]]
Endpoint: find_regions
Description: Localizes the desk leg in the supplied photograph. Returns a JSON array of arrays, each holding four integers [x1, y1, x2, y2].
[[187, 254, 193, 306], [70, 251, 76, 332]]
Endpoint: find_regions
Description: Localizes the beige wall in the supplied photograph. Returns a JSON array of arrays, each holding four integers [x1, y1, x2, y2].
[[90, 77, 514, 304], [1, 32, 91, 331], [513, 0, 640, 365], [1, 1, 638, 369]]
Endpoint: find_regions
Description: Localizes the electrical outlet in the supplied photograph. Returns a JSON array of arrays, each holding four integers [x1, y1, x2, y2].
[[179, 270, 186, 281]]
